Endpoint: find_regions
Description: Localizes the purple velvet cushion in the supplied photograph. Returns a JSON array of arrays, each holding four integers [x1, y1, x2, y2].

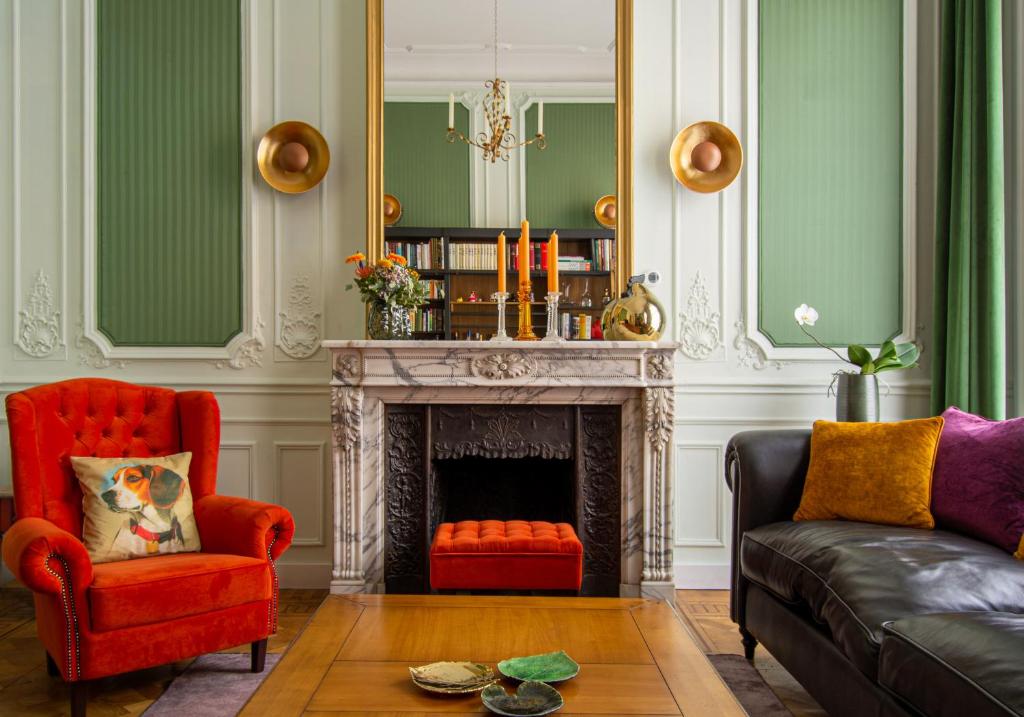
[[932, 407, 1024, 559]]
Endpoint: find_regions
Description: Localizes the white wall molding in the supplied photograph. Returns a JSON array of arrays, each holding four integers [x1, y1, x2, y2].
[[219, 441, 258, 500], [11, 0, 69, 362], [674, 563, 729, 589], [80, 0, 262, 364], [677, 270, 723, 361], [274, 440, 326, 547], [740, 0, 919, 362], [673, 442, 725, 548], [278, 273, 323, 360]]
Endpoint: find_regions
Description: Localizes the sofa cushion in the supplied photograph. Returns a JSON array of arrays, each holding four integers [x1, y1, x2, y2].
[[932, 407, 1024, 559], [793, 418, 943, 529], [89, 552, 270, 632], [741, 521, 1024, 678], [879, 613, 1024, 717]]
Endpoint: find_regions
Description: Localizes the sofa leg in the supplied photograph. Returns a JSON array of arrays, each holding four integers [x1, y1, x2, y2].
[[45, 652, 59, 677], [251, 638, 268, 673], [739, 627, 758, 660], [70, 681, 88, 717]]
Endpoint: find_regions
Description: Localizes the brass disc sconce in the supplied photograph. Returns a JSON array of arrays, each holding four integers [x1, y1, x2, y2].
[[257, 120, 330, 194], [669, 121, 742, 194], [594, 195, 617, 228]]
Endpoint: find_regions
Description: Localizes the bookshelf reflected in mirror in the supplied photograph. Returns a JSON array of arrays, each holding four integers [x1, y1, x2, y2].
[[385, 227, 616, 340]]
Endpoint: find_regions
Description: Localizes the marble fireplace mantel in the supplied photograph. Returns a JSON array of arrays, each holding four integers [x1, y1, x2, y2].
[[323, 340, 678, 600]]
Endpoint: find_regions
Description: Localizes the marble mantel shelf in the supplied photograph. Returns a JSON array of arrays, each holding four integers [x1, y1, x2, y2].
[[323, 339, 678, 601], [322, 339, 679, 388]]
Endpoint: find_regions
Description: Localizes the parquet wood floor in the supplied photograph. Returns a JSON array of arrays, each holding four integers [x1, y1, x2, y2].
[[0, 585, 823, 716]]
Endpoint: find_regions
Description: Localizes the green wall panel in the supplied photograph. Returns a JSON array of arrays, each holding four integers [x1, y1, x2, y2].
[[758, 0, 902, 346], [384, 102, 470, 227], [97, 0, 242, 347], [525, 103, 615, 229]]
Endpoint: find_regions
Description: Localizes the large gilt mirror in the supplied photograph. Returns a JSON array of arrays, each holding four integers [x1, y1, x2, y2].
[[366, 0, 632, 340]]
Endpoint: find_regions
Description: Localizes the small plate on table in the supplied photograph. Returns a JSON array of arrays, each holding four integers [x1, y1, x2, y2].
[[481, 680, 564, 716], [409, 660, 498, 694], [497, 651, 580, 683]]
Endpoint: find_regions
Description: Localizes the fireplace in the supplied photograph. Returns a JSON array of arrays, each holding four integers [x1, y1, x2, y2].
[[325, 341, 678, 600], [383, 404, 621, 596]]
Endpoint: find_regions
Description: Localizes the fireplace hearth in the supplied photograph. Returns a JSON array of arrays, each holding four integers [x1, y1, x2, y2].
[[383, 404, 621, 595], [324, 340, 678, 600]]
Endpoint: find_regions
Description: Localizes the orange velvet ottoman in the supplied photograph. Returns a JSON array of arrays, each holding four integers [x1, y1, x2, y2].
[[430, 520, 583, 591]]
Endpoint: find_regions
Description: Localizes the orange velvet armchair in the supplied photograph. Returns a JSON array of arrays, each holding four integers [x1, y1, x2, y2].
[[1, 378, 295, 716]]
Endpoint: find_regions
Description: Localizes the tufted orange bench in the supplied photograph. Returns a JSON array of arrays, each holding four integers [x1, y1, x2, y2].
[[429, 520, 583, 591]]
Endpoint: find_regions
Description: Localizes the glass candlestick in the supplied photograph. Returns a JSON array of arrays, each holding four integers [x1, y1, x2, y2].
[[490, 291, 512, 342], [542, 292, 563, 342]]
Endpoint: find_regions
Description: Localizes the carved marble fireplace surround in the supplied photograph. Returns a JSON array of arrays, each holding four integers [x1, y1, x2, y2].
[[324, 340, 678, 601]]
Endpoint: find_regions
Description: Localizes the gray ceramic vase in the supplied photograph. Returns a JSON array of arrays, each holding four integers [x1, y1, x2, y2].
[[835, 373, 880, 422]]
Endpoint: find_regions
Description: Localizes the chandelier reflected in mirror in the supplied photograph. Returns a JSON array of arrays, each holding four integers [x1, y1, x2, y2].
[[446, 0, 547, 163]]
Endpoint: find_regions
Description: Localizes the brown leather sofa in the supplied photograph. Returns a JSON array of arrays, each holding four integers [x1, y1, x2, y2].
[[726, 430, 1024, 717]]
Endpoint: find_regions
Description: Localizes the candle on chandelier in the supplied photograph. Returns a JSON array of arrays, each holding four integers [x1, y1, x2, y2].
[[448, 94, 455, 129], [519, 219, 530, 289], [496, 231, 506, 293], [547, 230, 558, 293], [538, 101, 544, 135]]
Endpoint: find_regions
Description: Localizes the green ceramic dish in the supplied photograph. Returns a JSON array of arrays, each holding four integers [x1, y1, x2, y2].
[[497, 651, 580, 683], [481, 680, 564, 716]]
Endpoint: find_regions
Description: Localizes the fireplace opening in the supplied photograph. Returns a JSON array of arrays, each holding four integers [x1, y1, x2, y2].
[[432, 457, 575, 524]]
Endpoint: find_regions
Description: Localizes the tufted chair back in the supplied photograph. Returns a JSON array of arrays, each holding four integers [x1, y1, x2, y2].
[[5, 378, 220, 538]]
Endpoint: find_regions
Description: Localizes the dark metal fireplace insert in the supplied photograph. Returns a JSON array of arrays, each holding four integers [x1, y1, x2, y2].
[[383, 404, 621, 596]]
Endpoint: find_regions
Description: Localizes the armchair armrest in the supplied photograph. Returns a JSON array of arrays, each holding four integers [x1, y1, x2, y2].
[[725, 430, 811, 625], [1, 517, 94, 595], [193, 495, 294, 561]]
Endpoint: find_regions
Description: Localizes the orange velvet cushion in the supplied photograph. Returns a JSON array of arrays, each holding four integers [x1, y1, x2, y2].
[[431, 520, 583, 554], [89, 552, 270, 632], [794, 417, 945, 529]]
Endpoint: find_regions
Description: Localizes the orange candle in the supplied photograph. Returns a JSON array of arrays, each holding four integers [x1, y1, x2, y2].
[[518, 219, 530, 287], [547, 230, 559, 293], [496, 231, 506, 293]]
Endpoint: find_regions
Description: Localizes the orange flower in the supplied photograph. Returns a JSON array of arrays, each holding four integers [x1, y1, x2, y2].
[[409, 269, 420, 280], [355, 266, 373, 279], [345, 252, 366, 264], [387, 252, 408, 266], [376, 258, 394, 269]]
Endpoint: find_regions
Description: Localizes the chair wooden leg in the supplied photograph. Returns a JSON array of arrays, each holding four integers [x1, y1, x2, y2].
[[70, 681, 88, 717], [251, 638, 268, 673], [45, 652, 59, 677]]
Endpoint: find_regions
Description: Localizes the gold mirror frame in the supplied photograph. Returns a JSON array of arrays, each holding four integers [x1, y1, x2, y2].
[[365, 0, 632, 294]]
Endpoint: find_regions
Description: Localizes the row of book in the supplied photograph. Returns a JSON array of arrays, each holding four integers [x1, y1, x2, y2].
[[419, 279, 445, 299], [386, 238, 444, 270], [410, 307, 444, 333], [445, 241, 611, 273]]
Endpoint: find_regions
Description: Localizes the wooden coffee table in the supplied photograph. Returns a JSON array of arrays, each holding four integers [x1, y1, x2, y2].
[[241, 594, 745, 716]]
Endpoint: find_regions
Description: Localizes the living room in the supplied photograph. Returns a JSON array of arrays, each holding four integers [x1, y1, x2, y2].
[[0, 0, 1021, 715]]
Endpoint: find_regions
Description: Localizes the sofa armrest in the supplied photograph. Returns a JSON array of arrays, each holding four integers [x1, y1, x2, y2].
[[1, 517, 94, 595], [725, 429, 811, 625], [194, 495, 294, 561]]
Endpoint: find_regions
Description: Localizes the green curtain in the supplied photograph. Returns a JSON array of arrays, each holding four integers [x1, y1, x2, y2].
[[932, 0, 1006, 419]]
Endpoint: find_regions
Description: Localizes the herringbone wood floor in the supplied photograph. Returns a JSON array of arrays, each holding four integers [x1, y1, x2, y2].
[[0, 585, 823, 716]]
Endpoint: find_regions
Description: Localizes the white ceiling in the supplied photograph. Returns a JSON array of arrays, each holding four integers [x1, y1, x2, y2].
[[384, 0, 616, 83]]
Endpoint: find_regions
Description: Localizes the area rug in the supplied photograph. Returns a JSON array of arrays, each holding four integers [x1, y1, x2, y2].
[[142, 653, 282, 717], [709, 654, 793, 717]]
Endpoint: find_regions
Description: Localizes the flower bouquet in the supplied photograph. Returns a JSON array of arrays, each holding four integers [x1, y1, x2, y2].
[[347, 252, 428, 339]]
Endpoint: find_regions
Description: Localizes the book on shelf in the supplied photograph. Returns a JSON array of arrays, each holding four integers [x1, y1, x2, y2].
[[386, 238, 444, 270], [419, 279, 445, 299], [410, 307, 444, 333], [557, 256, 593, 272], [448, 242, 498, 271], [590, 238, 615, 271]]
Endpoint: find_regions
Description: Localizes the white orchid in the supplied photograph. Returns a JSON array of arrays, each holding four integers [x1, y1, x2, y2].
[[793, 304, 819, 327]]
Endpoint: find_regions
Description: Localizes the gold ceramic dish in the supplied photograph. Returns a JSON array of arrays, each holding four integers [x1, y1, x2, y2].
[[409, 661, 498, 694]]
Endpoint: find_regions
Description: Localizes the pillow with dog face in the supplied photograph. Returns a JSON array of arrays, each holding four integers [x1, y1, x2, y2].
[[71, 452, 201, 564]]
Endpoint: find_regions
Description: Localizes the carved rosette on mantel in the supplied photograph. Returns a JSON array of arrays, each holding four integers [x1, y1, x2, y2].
[[323, 340, 679, 601]]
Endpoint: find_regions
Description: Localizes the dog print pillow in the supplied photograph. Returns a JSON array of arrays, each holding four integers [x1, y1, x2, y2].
[[71, 452, 202, 564]]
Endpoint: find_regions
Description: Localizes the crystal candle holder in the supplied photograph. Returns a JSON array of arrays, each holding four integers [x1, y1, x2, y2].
[[490, 291, 512, 342], [541, 292, 563, 342]]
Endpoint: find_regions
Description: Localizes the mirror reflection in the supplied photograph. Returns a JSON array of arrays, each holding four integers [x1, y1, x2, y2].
[[383, 0, 616, 340]]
